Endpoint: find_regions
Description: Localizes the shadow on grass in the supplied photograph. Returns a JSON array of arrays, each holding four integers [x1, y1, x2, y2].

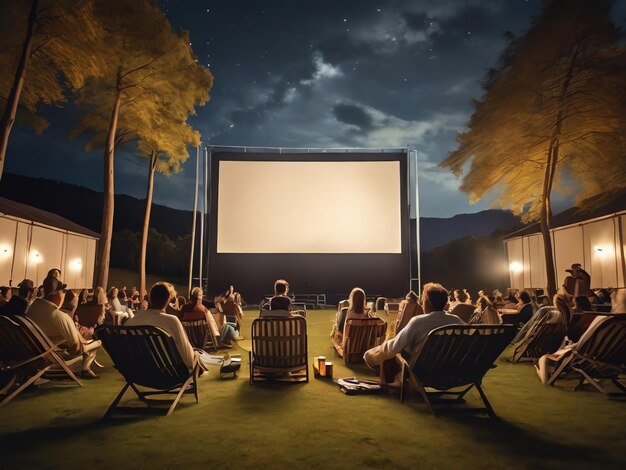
[[447, 414, 620, 468]]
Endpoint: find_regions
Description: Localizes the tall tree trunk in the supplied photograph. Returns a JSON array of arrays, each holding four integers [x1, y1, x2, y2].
[[94, 84, 122, 290], [0, 0, 39, 180], [139, 150, 158, 296], [540, 139, 558, 299], [540, 44, 580, 299]]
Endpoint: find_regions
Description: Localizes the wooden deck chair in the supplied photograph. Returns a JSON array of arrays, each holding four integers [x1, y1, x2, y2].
[[398, 324, 516, 417], [221, 300, 241, 328], [334, 318, 387, 364], [547, 316, 626, 397], [450, 303, 476, 323], [74, 304, 105, 328], [95, 324, 200, 416], [249, 316, 308, 384], [180, 318, 219, 351], [568, 312, 598, 343], [509, 314, 566, 363], [0, 316, 83, 408]]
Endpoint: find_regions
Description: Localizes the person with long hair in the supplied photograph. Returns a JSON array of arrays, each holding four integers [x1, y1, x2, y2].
[[332, 287, 373, 349], [107, 286, 134, 322], [181, 287, 241, 346]]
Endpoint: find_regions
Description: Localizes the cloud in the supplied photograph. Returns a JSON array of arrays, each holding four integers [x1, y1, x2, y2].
[[332, 103, 373, 131]]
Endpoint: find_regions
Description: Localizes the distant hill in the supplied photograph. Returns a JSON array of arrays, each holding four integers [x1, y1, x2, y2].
[[0, 173, 194, 239], [419, 209, 523, 251]]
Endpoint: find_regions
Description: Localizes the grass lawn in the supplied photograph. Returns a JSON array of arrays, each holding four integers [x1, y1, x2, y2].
[[1, 309, 625, 469]]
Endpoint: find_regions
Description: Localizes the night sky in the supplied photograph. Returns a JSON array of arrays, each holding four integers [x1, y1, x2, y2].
[[5, 0, 626, 217]]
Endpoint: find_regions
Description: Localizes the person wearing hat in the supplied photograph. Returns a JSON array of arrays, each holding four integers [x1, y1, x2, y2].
[[563, 263, 591, 299], [0, 279, 36, 317], [26, 275, 101, 379]]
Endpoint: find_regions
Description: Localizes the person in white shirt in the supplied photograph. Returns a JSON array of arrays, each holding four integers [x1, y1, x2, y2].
[[125, 282, 207, 371], [364, 282, 465, 385], [26, 276, 101, 379], [107, 286, 134, 323]]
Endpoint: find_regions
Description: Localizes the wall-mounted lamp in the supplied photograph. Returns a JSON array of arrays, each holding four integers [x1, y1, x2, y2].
[[509, 261, 522, 273], [30, 250, 42, 264], [69, 258, 83, 272]]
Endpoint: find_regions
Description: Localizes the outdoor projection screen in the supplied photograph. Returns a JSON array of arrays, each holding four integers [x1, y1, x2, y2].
[[207, 150, 411, 301], [216, 161, 401, 254]]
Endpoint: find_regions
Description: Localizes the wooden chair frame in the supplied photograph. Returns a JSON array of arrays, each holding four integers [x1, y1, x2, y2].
[[95, 325, 200, 416], [0, 316, 83, 409], [398, 324, 515, 417], [547, 316, 626, 397], [509, 318, 566, 363], [334, 318, 387, 364], [180, 318, 219, 351], [249, 316, 309, 384]]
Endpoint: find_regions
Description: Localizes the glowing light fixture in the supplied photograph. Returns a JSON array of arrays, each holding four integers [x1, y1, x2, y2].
[[0, 244, 11, 259], [70, 258, 83, 272], [509, 261, 522, 273], [30, 250, 42, 264], [594, 245, 612, 257]]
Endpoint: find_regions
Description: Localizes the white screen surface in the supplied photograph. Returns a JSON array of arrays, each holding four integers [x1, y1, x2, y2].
[[216, 160, 402, 253]]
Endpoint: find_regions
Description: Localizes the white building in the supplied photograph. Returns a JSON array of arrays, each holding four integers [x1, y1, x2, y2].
[[0, 197, 99, 288], [503, 195, 626, 290]]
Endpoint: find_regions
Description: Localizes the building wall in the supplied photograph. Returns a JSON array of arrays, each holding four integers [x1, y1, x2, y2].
[[505, 213, 625, 290], [0, 215, 96, 288]]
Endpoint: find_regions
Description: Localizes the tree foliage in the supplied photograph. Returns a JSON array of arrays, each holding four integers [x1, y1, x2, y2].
[[69, 0, 212, 289], [442, 0, 626, 222], [0, 0, 104, 177]]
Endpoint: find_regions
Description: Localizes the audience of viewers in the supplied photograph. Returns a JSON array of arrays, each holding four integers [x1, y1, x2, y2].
[[182, 287, 242, 346], [449, 289, 470, 310], [394, 290, 422, 334], [0, 279, 35, 317], [332, 287, 373, 348], [0, 285, 12, 308], [126, 282, 211, 370], [364, 282, 465, 386], [25, 276, 101, 379]]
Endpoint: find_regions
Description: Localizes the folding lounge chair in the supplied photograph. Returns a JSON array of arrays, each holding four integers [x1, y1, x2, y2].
[[398, 324, 516, 417], [0, 316, 83, 408], [95, 324, 201, 416], [547, 316, 626, 397], [449, 303, 476, 323], [249, 316, 308, 384], [509, 314, 566, 363], [334, 318, 387, 364], [180, 318, 219, 351]]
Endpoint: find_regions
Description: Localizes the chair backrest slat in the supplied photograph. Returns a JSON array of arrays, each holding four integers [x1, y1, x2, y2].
[[251, 316, 307, 369], [95, 325, 190, 389], [411, 325, 515, 389], [343, 318, 387, 364], [576, 316, 626, 366], [0, 316, 52, 370], [180, 319, 209, 350]]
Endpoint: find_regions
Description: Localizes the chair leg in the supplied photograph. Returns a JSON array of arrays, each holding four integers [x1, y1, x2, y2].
[[547, 354, 573, 387], [249, 351, 254, 385], [49, 351, 83, 387], [400, 361, 406, 403], [409, 373, 435, 415], [0, 373, 17, 396], [0, 367, 50, 409], [475, 383, 496, 418], [166, 375, 194, 416], [193, 366, 199, 404], [105, 382, 131, 418]]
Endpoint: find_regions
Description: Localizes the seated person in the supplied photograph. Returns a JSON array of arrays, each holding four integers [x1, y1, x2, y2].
[[471, 295, 500, 324], [0, 279, 35, 317], [107, 286, 134, 322], [364, 282, 465, 386], [394, 290, 422, 334], [261, 279, 292, 312], [448, 289, 469, 311], [219, 294, 244, 329], [0, 285, 12, 308], [26, 276, 101, 379], [126, 282, 211, 371], [332, 287, 373, 348], [78, 289, 89, 306], [182, 287, 242, 345], [515, 291, 534, 324]]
